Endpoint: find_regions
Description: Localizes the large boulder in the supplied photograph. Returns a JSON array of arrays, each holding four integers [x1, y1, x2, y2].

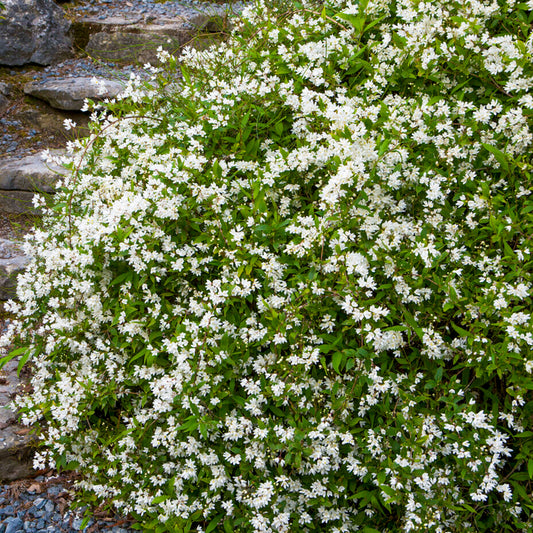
[[0, 238, 30, 300], [0, 150, 67, 215], [0, 151, 67, 193], [83, 16, 220, 64], [24, 76, 124, 111], [0, 0, 73, 66], [0, 239, 29, 301]]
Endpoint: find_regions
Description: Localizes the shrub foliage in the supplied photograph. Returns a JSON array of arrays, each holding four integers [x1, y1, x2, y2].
[[2, 0, 533, 531]]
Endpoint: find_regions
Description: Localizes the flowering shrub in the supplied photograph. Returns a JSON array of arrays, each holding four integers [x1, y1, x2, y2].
[[2, 0, 533, 531]]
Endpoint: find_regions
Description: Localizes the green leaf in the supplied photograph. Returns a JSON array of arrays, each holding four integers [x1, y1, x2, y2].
[[362, 15, 386, 34], [503, 241, 516, 259], [17, 349, 31, 377], [206, 514, 224, 533], [482, 143, 509, 172], [110, 271, 132, 286], [528, 459, 533, 479], [241, 125, 252, 144], [0, 346, 27, 370], [336, 12, 365, 33], [332, 351, 343, 373], [378, 137, 391, 157], [520, 203, 533, 215], [512, 480, 529, 501], [384, 325, 408, 332], [402, 309, 423, 339], [451, 322, 471, 337], [178, 418, 198, 432], [152, 495, 170, 504], [270, 405, 284, 417], [462, 503, 477, 514]]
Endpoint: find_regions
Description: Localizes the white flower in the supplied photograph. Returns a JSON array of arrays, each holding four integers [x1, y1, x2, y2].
[[63, 118, 77, 131]]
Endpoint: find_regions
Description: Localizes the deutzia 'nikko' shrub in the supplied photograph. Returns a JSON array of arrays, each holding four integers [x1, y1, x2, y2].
[[2, 0, 533, 531]]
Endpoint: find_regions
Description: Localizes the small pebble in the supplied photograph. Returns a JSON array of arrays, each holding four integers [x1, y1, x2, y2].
[[0, 477, 136, 532], [0, 506, 14, 517], [46, 486, 61, 497], [4, 517, 23, 533], [32, 499, 45, 511]]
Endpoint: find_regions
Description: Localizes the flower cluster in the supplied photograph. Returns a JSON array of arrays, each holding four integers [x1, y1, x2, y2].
[[1, 0, 533, 531]]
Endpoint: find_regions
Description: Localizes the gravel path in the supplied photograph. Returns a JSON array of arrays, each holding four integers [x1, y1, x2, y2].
[[0, 472, 135, 533]]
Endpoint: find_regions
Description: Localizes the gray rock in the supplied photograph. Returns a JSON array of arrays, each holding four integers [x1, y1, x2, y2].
[[0, 82, 13, 98], [0, 419, 34, 483], [80, 14, 144, 28], [0, 94, 8, 114], [33, 499, 46, 510], [0, 238, 30, 300], [71, 10, 224, 48], [45, 486, 61, 496], [17, 104, 91, 139], [0, 357, 22, 425], [0, 82, 12, 113], [0, 0, 73, 66], [70, 517, 83, 530], [85, 20, 220, 64], [0, 151, 68, 193], [4, 516, 23, 533], [0, 191, 41, 216], [0, 353, 34, 482], [24, 77, 124, 111], [69, 14, 142, 50], [0, 149, 67, 215], [0, 504, 14, 516]]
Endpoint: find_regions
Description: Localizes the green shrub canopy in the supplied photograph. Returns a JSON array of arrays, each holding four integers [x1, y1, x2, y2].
[[2, 0, 533, 531]]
